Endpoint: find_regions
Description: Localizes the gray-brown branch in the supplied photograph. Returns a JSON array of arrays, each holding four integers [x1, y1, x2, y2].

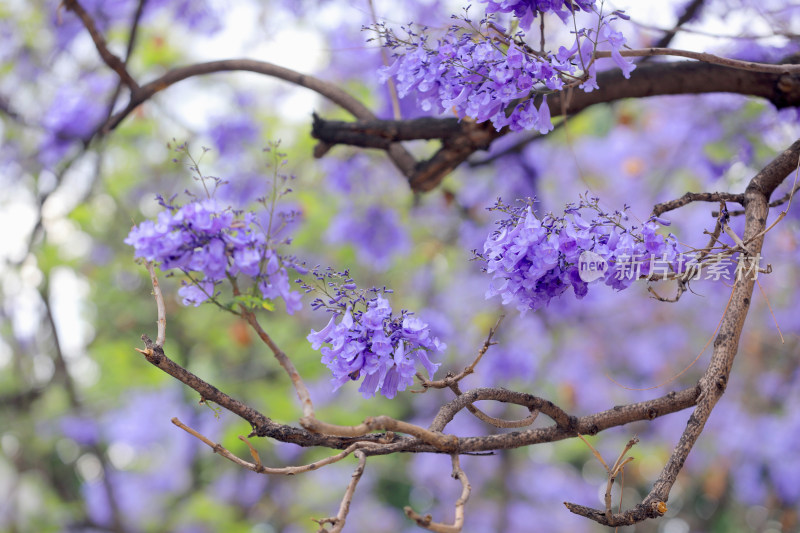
[[313, 59, 800, 191], [135, 334, 702, 456], [565, 138, 800, 527]]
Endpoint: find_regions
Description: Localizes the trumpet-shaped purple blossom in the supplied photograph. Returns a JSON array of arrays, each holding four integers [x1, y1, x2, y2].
[[305, 274, 445, 399], [379, 5, 635, 130], [125, 194, 302, 314], [482, 197, 679, 314], [482, 0, 597, 28]]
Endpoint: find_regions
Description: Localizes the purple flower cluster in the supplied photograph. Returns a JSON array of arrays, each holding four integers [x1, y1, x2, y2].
[[125, 195, 302, 313], [380, 29, 557, 133], [482, 198, 679, 314], [305, 274, 445, 399], [482, 0, 596, 29], [39, 74, 115, 167], [379, 11, 634, 131], [325, 205, 410, 271]]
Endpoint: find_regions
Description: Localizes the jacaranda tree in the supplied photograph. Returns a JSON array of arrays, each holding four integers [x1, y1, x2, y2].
[[2, 0, 800, 531]]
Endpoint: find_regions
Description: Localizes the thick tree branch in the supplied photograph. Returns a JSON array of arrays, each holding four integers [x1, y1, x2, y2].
[[135, 332, 701, 454], [565, 139, 800, 527], [313, 60, 800, 191]]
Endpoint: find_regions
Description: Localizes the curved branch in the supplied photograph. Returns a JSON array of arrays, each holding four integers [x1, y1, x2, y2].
[[313, 59, 800, 191], [598, 48, 800, 75], [136, 331, 701, 455], [104, 59, 375, 132], [62, 0, 140, 91], [98, 58, 418, 181], [566, 139, 800, 527], [405, 454, 470, 533]]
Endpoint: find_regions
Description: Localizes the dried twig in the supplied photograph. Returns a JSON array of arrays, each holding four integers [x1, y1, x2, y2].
[[405, 454, 471, 533], [604, 438, 639, 519], [172, 417, 378, 475], [417, 319, 541, 429], [596, 47, 800, 74], [448, 381, 539, 429], [145, 262, 166, 347], [231, 279, 315, 419], [416, 316, 503, 391], [240, 307, 315, 418], [652, 191, 744, 216], [61, 0, 140, 90], [313, 450, 368, 533]]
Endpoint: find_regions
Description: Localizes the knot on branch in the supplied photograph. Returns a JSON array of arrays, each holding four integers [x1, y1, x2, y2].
[[137, 334, 164, 364], [775, 54, 800, 107]]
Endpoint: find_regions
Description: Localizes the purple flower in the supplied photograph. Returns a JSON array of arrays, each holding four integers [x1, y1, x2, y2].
[[601, 25, 636, 79], [481, 0, 596, 30], [326, 205, 410, 271], [307, 290, 445, 399], [126, 188, 302, 313], [39, 74, 115, 167], [380, 7, 622, 134], [208, 117, 260, 156], [482, 197, 679, 314], [178, 280, 215, 306]]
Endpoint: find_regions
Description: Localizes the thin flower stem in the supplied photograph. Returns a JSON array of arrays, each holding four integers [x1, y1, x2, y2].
[[145, 262, 166, 347]]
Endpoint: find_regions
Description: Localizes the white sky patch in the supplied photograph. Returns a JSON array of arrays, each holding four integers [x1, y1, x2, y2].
[[0, 188, 38, 266], [49, 266, 94, 360]]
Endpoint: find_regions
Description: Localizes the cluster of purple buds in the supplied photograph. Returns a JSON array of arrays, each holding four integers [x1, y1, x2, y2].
[[303, 270, 445, 399], [378, 6, 634, 127], [125, 194, 302, 313], [481, 197, 679, 314]]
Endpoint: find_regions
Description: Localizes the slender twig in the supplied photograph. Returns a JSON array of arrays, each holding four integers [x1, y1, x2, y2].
[[404, 454, 471, 533], [628, 19, 800, 42], [595, 47, 800, 74], [313, 450, 368, 533], [61, 0, 140, 90], [172, 417, 377, 475], [232, 280, 315, 418], [94, 58, 417, 181], [367, 0, 401, 120], [603, 437, 639, 519], [451, 382, 539, 429], [714, 181, 800, 216], [145, 262, 166, 347], [414, 318, 538, 428], [240, 306, 315, 418], [652, 191, 744, 216], [416, 316, 503, 390], [101, 0, 148, 124], [41, 277, 126, 532], [642, 0, 706, 55]]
